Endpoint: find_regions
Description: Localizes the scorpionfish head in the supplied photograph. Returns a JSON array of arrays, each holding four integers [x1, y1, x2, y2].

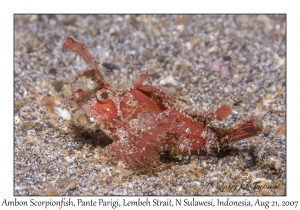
[[70, 69, 118, 124], [90, 86, 118, 123]]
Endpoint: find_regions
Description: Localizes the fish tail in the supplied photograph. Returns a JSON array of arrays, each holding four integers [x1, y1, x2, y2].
[[228, 117, 263, 142]]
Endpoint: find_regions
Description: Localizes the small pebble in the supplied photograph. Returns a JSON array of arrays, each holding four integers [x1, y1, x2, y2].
[[210, 61, 222, 71], [242, 152, 256, 168], [277, 124, 286, 135], [260, 189, 270, 196], [220, 66, 229, 79], [160, 190, 165, 195], [45, 185, 59, 196], [253, 178, 271, 183], [265, 94, 272, 100], [263, 99, 271, 107], [211, 157, 219, 164], [123, 182, 133, 189], [23, 121, 35, 130], [263, 124, 273, 135], [60, 178, 76, 191], [246, 86, 255, 93], [48, 68, 57, 75], [223, 56, 231, 61], [158, 55, 165, 62], [40, 96, 60, 114], [102, 62, 119, 70], [185, 42, 192, 50], [106, 176, 112, 184], [25, 141, 35, 147], [159, 75, 177, 86], [188, 187, 198, 195], [273, 160, 282, 171], [54, 107, 71, 120], [265, 173, 274, 180], [196, 168, 203, 178], [233, 74, 240, 80], [232, 170, 241, 178], [176, 186, 183, 192], [52, 81, 64, 92], [176, 24, 185, 32]]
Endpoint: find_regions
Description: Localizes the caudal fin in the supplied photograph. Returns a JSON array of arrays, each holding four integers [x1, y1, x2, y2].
[[228, 117, 263, 142]]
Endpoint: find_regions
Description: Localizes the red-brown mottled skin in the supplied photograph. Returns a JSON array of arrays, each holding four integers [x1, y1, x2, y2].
[[63, 37, 263, 168]]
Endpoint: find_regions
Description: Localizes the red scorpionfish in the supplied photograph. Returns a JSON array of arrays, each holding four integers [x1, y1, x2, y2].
[[63, 37, 263, 168]]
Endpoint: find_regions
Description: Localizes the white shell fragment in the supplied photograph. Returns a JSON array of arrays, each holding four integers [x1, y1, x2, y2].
[[54, 107, 71, 120], [159, 75, 177, 86]]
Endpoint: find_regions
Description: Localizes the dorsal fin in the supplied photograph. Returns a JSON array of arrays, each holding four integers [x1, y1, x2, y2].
[[134, 72, 165, 97]]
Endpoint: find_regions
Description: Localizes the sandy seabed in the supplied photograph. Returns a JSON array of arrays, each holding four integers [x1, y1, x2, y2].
[[14, 14, 286, 196]]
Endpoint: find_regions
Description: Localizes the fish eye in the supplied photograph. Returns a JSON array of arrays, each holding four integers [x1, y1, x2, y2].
[[101, 92, 108, 99], [96, 88, 111, 103]]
